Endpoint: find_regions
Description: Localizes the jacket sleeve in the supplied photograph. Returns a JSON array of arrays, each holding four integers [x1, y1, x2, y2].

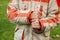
[[39, 0, 60, 32], [7, 0, 31, 24]]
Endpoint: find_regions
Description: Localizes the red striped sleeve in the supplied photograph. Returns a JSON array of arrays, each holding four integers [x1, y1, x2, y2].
[[7, 6, 32, 20], [7, 6, 18, 19], [39, 12, 59, 27]]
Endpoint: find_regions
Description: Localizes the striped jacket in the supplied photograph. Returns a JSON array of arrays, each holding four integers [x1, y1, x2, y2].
[[7, 0, 60, 40], [7, 0, 60, 30]]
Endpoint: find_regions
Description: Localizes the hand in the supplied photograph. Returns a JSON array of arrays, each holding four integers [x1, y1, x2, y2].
[[31, 11, 40, 29], [31, 19, 40, 29]]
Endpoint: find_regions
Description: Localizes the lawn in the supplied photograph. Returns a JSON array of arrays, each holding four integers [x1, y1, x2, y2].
[[0, 0, 60, 40]]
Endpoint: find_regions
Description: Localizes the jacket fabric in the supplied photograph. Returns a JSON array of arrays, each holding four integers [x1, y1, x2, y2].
[[7, 0, 60, 40]]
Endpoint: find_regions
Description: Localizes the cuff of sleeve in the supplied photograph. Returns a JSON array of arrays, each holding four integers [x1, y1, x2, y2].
[[39, 20, 51, 32]]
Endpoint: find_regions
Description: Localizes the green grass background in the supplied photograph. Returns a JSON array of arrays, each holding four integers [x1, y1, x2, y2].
[[0, 0, 60, 40]]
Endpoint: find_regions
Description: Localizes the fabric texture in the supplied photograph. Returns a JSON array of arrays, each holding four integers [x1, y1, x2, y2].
[[7, 0, 59, 40]]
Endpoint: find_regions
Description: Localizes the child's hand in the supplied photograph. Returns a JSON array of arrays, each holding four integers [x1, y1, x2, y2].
[[31, 11, 40, 29], [31, 18, 40, 29]]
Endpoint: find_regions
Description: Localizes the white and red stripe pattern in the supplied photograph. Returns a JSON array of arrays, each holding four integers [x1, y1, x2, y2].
[[7, 0, 59, 40], [39, 12, 59, 32], [7, 6, 32, 24]]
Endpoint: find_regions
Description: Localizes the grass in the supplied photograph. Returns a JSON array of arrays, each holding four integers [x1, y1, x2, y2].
[[0, 0, 15, 40], [0, 0, 60, 40]]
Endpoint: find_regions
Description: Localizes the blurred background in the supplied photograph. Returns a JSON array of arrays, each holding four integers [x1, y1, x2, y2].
[[0, 0, 60, 40]]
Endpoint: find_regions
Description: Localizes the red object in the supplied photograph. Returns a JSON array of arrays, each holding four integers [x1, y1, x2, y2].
[[57, 0, 60, 7], [22, 30, 24, 40]]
